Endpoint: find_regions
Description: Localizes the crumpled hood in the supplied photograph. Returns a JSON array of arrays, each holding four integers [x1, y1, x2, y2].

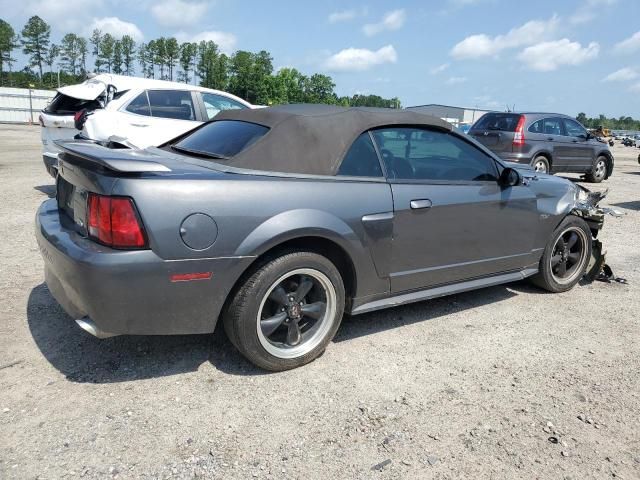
[[57, 80, 108, 101], [57, 74, 144, 101]]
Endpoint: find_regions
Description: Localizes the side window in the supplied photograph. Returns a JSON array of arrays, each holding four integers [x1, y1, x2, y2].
[[336, 133, 383, 177], [147, 90, 196, 121], [125, 91, 151, 116], [543, 118, 563, 136], [201, 93, 246, 120], [371, 127, 498, 182], [564, 118, 586, 137], [528, 119, 543, 133]]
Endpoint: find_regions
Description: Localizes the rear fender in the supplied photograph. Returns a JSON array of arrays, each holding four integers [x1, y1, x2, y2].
[[234, 208, 388, 298]]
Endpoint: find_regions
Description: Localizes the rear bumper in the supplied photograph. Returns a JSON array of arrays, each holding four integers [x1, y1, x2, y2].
[[36, 199, 255, 336]]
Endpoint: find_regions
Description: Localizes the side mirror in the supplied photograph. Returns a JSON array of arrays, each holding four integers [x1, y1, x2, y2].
[[499, 167, 521, 187]]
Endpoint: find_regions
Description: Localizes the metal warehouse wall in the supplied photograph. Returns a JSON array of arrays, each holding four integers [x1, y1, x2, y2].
[[0, 87, 56, 124]]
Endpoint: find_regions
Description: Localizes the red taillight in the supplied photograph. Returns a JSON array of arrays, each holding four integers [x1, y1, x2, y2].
[[513, 115, 526, 147], [87, 193, 147, 249]]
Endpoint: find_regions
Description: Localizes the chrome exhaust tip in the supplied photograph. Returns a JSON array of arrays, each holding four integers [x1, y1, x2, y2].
[[75, 317, 116, 339]]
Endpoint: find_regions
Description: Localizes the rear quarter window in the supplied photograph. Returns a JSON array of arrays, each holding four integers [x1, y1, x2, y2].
[[173, 120, 269, 159], [472, 113, 522, 132]]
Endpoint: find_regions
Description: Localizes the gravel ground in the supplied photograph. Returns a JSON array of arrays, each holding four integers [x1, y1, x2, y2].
[[1, 124, 639, 479]]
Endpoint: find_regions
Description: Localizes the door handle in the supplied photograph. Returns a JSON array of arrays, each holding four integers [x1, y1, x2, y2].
[[130, 123, 149, 127], [547, 137, 554, 141], [572, 139, 578, 143], [410, 199, 432, 210]]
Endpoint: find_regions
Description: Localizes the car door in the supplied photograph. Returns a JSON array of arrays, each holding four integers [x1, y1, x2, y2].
[[371, 127, 539, 293], [120, 89, 202, 148], [562, 118, 595, 172], [541, 117, 568, 171]]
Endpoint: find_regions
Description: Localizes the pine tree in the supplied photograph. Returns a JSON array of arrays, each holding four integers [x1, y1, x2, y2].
[[20, 15, 50, 79]]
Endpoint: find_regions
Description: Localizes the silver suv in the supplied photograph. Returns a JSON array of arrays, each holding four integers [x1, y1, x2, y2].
[[469, 112, 614, 183]]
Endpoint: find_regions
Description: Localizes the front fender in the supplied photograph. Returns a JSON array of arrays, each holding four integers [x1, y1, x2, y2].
[[234, 209, 388, 299]]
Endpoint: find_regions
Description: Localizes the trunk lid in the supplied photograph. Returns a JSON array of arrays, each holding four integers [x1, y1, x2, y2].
[[469, 113, 523, 153], [54, 140, 222, 234]]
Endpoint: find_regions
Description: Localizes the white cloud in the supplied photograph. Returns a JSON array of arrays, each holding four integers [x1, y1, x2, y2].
[[176, 31, 238, 54], [446, 76, 467, 85], [151, 0, 208, 27], [602, 67, 638, 82], [430, 63, 450, 74], [87, 17, 144, 41], [517, 39, 599, 71], [325, 45, 397, 72], [19, 0, 104, 31], [570, 0, 617, 24], [328, 8, 367, 23], [363, 9, 406, 36], [451, 15, 559, 59], [614, 31, 640, 54], [629, 82, 640, 92]]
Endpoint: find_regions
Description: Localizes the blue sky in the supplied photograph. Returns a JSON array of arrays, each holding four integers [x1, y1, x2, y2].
[[2, 0, 639, 116]]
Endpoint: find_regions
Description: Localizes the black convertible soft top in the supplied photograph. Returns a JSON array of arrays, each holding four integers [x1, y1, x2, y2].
[[213, 104, 453, 176]]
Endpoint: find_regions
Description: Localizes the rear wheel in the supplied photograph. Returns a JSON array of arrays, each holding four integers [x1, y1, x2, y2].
[[531, 216, 592, 293], [223, 252, 345, 371], [585, 156, 608, 183], [532, 156, 550, 174]]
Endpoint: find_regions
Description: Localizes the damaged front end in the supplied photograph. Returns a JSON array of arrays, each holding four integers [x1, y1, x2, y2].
[[570, 186, 621, 282]]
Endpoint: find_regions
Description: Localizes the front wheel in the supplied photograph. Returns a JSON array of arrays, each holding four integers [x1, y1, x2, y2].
[[223, 252, 345, 371], [531, 216, 592, 293]]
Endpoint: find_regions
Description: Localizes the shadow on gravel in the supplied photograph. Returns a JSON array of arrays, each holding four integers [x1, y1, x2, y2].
[[27, 283, 264, 382], [611, 200, 640, 211], [335, 282, 529, 343], [28, 280, 542, 381], [34, 185, 56, 198]]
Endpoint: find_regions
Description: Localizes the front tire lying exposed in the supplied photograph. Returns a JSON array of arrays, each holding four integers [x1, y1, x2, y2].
[[531, 215, 592, 293], [223, 252, 345, 371]]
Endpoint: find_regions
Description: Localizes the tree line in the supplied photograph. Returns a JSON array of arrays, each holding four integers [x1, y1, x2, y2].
[[576, 113, 640, 132], [0, 16, 401, 108]]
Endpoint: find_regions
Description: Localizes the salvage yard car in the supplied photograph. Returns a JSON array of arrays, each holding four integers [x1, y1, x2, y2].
[[469, 112, 614, 182], [36, 105, 608, 371], [39, 73, 253, 177]]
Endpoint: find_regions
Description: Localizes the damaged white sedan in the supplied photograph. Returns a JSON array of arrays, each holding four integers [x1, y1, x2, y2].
[[39, 73, 253, 177]]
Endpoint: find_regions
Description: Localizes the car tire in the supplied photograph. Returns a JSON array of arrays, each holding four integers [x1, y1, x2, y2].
[[585, 156, 608, 183], [223, 251, 345, 371], [531, 216, 592, 293], [532, 155, 550, 174]]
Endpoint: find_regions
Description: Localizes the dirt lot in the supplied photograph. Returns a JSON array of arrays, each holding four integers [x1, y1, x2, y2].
[[0, 124, 639, 479]]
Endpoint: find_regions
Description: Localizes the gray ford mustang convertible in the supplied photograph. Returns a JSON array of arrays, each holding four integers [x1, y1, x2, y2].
[[36, 104, 608, 370]]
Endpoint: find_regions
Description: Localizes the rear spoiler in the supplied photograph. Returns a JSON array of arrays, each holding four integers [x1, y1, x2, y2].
[[55, 140, 171, 173]]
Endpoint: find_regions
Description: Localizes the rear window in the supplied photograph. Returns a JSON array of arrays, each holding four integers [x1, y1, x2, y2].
[[472, 113, 522, 132], [44, 93, 101, 115], [172, 120, 268, 159]]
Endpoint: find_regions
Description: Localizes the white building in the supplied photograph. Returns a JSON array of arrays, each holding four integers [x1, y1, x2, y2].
[[405, 104, 495, 128]]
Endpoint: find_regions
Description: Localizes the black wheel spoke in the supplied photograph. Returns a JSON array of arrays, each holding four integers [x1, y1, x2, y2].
[[261, 312, 288, 337], [286, 320, 301, 346], [566, 232, 579, 249], [294, 276, 314, 302], [268, 286, 289, 306], [301, 301, 326, 320], [556, 262, 567, 277], [551, 254, 562, 267], [568, 252, 581, 263], [556, 237, 566, 250]]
